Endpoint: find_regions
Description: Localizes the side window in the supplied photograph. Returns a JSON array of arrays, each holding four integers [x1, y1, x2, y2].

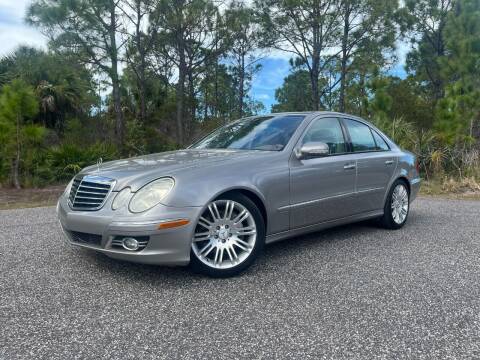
[[302, 118, 347, 154], [344, 119, 376, 152], [372, 130, 390, 151]]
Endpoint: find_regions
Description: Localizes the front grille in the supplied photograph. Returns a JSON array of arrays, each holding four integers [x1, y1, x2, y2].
[[68, 175, 115, 211], [68, 231, 102, 246]]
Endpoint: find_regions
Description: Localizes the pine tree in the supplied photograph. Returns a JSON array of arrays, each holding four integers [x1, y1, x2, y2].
[[436, 0, 480, 144], [0, 80, 41, 188]]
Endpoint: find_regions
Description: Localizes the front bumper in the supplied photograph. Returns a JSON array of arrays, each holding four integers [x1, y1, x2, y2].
[[57, 195, 202, 266], [410, 177, 421, 202]]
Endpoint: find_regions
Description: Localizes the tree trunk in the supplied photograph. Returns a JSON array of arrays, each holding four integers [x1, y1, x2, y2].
[[359, 73, 366, 116], [339, 53, 348, 113], [13, 114, 21, 189], [187, 69, 195, 141], [310, 57, 320, 111], [139, 77, 146, 124], [138, 55, 147, 124], [176, 54, 186, 146], [311, 18, 320, 111], [136, 3, 147, 125], [109, 2, 124, 150], [214, 43, 219, 118], [238, 53, 245, 117], [203, 82, 208, 120], [309, 3, 321, 111], [111, 70, 124, 149], [339, 5, 350, 113], [12, 156, 20, 189]]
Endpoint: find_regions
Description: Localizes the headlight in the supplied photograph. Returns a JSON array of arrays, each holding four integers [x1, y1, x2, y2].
[[112, 187, 132, 210], [129, 178, 174, 213], [64, 178, 74, 197]]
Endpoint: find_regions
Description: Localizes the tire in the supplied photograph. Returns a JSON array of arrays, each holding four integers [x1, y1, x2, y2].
[[189, 193, 266, 277], [379, 179, 410, 230]]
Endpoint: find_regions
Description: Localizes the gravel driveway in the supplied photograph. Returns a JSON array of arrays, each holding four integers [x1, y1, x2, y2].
[[1, 198, 479, 359]]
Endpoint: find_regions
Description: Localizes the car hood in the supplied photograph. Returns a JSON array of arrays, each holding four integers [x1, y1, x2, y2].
[[80, 149, 267, 191]]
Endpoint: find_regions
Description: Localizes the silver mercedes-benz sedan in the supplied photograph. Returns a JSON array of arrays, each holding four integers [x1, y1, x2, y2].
[[57, 112, 421, 277]]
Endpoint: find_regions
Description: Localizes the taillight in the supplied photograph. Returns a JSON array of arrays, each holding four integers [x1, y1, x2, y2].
[[415, 159, 420, 174]]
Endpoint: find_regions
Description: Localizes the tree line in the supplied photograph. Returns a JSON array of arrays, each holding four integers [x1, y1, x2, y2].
[[0, 0, 479, 188]]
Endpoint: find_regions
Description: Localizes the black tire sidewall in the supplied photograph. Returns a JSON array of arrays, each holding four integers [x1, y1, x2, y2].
[[382, 179, 410, 230], [189, 193, 266, 277]]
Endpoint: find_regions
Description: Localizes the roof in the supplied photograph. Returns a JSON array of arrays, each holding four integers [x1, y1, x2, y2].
[[265, 111, 364, 119]]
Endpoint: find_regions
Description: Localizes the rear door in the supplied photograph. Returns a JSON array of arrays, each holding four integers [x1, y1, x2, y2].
[[289, 117, 357, 229], [342, 118, 396, 213]]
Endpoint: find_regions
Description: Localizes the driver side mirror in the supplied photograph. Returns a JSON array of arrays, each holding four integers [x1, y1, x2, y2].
[[295, 142, 330, 159]]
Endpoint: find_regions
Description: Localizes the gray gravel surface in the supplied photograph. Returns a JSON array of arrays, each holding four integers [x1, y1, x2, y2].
[[1, 198, 479, 359]]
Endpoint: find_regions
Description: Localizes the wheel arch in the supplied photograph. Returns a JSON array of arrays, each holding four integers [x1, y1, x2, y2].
[[213, 188, 268, 230], [382, 175, 412, 210], [396, 176, 411, 194]]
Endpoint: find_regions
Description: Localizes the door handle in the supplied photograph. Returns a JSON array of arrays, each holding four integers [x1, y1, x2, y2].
[[385, 160, 394, 165], [344, 163, 356, 170]]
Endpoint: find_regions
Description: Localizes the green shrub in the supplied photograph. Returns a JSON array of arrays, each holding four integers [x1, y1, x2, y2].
[[46, 142, 118, 182], [370, 116, 416, 150], [144, 126, 179, 153]]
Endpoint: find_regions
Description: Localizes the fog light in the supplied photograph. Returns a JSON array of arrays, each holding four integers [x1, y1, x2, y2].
[[122, 237, 139, 251]]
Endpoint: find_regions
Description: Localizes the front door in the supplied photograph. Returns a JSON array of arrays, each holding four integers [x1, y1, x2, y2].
[[289, 117, 357, 229]]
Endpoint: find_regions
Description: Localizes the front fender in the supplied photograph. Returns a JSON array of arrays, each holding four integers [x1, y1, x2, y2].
[[163, 155, 291, 235]]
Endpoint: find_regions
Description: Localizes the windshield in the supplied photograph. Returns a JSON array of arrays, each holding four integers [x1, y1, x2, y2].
[[190, 115, 305, 151]]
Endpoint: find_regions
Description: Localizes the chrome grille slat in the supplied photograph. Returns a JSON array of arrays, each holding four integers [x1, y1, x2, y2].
[[68, 175, 115, 211], [75, 191, 107, 197], [80, 181, 110, 188], [74, 195, 104, 200], [75, 185, 109, 192]]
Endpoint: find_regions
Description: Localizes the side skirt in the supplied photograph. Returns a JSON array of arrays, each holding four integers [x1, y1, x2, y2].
[[265, 210, 384, 245]]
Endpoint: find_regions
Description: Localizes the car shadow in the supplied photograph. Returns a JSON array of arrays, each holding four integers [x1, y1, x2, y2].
[[76, 209, 424, 285]]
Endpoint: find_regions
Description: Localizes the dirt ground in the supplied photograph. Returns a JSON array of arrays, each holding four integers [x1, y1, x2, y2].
[[0, 185, 65, 210]]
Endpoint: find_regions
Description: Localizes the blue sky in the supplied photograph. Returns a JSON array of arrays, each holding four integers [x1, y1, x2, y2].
[[0, 0, 409, 112], [250, 57, 292, 110], [0, 1, 46, 56], [252, 55, 408, 111]]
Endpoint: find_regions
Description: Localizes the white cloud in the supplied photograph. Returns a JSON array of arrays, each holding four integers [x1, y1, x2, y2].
[[263, 48, 295, 61], [396, 39, 410, 66], [0, 0, 47, 57], [256, 93, 270, 100], [0, 24, 47, 56], [0, 0, 27, 18]]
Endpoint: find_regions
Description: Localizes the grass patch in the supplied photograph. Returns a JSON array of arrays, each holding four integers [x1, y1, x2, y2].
[[0, 185, 65, 210], [420, 177, 480, 200], [1, 178, 479, 211]]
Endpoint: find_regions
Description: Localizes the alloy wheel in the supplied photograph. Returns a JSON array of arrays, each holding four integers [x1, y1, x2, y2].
[[391, 184, 409, 224], [192, 200, 257, 269]]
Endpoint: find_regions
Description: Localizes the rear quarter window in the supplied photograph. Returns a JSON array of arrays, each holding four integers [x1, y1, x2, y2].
[[371, 130, 390, 151], [344, 119, 376, 152]]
